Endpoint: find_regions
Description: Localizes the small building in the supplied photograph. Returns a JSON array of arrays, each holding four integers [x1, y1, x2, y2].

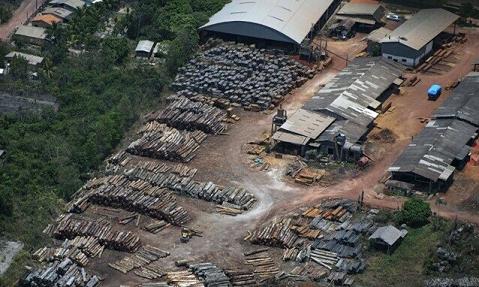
[[272, 109, 335, 156], [42, 7, 73, 21], [32, 14, 63, 28], [49, 0, 86, 11], [200, 0, 342, 49], [5, 52, 45, 67], [380, 9, 459, 67], [367, 27, 391, 56], [135, 40, 155, 58], [336, 3, 386, 31], [13, 25, 47, 46], [369, 225, 408, 253]]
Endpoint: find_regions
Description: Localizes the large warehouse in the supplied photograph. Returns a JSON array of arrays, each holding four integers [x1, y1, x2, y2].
[[380, 9, 459, 67], [200, 0, 341, 48], [389, 73, 479, 192]]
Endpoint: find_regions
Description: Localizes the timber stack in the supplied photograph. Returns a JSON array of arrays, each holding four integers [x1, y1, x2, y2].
[[172, 41, 313, 110], [50, 215, 141, 252], [109, 245, 170, 274], [244, 217, 298, 248], [224, 269, 257, 287], [148, 96, 228, 135], [22, 258, 99, 287], [189, 262, 231, 287], [244, 250, 279, 280], [127, 122, 207, 162], [125, 166, 257, 211], [86, 183, 191, 225]]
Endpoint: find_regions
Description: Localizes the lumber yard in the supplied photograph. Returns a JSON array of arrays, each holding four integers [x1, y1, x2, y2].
[[4, 0, 479, 287]]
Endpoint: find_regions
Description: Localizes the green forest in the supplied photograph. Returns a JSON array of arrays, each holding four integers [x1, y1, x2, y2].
[[0, 0, 227, 284]]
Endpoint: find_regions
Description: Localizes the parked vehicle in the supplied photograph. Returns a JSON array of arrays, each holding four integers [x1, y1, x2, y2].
[[386, 13, 401, 21]]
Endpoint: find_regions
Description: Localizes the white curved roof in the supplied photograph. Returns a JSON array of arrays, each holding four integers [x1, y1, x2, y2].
[[200, 0, 335, 44]]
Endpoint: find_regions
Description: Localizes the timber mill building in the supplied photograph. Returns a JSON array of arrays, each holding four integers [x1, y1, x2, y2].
[[199, 0, 341, 49], [272, 57, 405, 161], [389, 73, 479, 192]]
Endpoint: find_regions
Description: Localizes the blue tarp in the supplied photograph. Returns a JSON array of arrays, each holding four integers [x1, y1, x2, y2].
[[428, 84, 442, 99]]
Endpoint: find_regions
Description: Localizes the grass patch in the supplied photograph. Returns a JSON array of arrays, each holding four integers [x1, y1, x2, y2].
[[356, 224, 443, 287]]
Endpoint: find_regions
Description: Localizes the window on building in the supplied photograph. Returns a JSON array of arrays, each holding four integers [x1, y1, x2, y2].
[[388, 56, 392, 59], [402, 59, 407, 62]]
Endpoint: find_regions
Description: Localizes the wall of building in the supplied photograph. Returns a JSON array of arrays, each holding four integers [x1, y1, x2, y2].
[[381, 41, 433, 67]]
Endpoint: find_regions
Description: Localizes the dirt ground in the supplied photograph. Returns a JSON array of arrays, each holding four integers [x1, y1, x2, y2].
[[0, 0, 46, 41], [74, 29, 479, 286]]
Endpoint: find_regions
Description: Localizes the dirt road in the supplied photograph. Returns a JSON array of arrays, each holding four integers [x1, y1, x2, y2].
[[0, 0, 46, 41]]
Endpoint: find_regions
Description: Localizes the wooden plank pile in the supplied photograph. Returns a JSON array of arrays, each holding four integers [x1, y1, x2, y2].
[[134, 261, 166, 280], [282, 248, 300, 262], [244, 217, 298, 248], [22, 258, 100, 287], [109, 245, 170, 274], [244, 249, 279, 280], [172, 41, 313, 110], [127, 122, 207, 162], [224, 269, 257, 286], [309, 249, 339, 270], [51, 215, 141, 252], [143, 219, 171, 234], [303, 205, 352, 223], [189, 262, 231, 287], [147, 96, 228, 135], [164, 270, 204, 287]]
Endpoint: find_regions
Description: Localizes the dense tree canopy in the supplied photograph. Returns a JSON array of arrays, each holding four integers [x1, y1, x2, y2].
[[395, 198, 433, 228]]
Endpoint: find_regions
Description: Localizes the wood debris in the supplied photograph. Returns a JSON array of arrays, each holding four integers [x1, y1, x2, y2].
[[127, 122, 207, 162], [143, 219, 171, 234]]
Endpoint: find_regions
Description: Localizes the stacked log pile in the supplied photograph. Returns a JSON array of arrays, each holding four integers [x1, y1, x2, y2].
[[143, 219, 171, 234], [309, 249, 338, 270], [134, 261, 166, 280], [244, 218, 298, 248], [87, 182, 190, 225], [244, 250, 279, 280], [22, 258, 99, 287], [148, 96, 228, 135], [172, 42, 313, 110], [109, 245, 170, 274], [125, 165, 256, 211], [51, 215, 141, 252], [33, 236, 104, 266], [224, 269, 257, 287], [127, 122, 207, 162], [189, 262, 231, 287], [164, 270, 204, 287]]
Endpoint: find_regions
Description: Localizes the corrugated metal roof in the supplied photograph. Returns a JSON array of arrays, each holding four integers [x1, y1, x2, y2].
[[304, 57, 404, 129], [389, 118, 477, 182], [42, 7, 73, 19], [279, 109, 335, 139], [272, 130, 309, 145], [5, 52, 44, 66], [369, 225, 407, 246], [380, 9, 459, 51], [135, 40, 155, 53], [335, 15, 376, 25], [337, 3, 382, 16], [200, 0, 335, 45], [367, 27, 392, 43], [433, 73, 479, 127], [15, 25, 47, 40], [50, 0, 85, 10]]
